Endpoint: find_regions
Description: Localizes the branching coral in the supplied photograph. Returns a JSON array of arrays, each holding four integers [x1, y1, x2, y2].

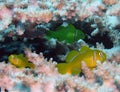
[[0, 0, 120, 47], [0, 50, 120, 91], [0, 4, 12, 31], [0, 0, 120, 92], [103, 0, 118, 5], [0, 0, 119, 31]]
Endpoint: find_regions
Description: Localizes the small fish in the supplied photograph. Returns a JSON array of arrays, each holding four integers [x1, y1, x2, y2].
[[56, 46, 106, 75], [46, 24, 85, 44], [8, 54, 35, 69]]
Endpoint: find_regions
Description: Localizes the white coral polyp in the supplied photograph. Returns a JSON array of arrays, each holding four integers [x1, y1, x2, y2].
[[14, 5, 53, 24], [0, 4, 12, 31]]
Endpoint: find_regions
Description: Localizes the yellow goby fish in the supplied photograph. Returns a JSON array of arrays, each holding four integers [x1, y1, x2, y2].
[[8, 54, 35, 69], [56, 46, 106, 75]]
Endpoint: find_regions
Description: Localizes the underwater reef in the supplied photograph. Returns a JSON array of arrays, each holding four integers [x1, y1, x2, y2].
[[0, 0, 120, 92]]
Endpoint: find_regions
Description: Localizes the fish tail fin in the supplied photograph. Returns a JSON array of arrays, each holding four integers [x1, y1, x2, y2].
[[28, 63, 35, 69], [56, 63, 71, 74], [46, 31, 55, 40]]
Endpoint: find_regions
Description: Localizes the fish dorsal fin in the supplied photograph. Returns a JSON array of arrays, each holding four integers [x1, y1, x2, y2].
[[17, 54, 24, 59], [18, 54, 28, 61], [18, 54, 24, 57], [65, 50, 79, 63], [79, 46, 91, 53]]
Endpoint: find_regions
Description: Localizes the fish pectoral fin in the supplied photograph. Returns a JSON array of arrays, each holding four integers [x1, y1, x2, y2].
[[79, 46, 90, 52], [27, 63, 35, 69], [72, 67, 81, 75], [56, 63, 71, 74]]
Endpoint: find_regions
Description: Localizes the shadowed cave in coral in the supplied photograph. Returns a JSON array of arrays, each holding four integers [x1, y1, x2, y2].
[[0, 22, 113, 63]]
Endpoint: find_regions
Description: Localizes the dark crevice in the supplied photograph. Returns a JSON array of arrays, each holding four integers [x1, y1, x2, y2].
[[73, 21, 113, 49], [0, 21, 114, 62], [84, 32, 113, 49], [0, 37, 67, 62]]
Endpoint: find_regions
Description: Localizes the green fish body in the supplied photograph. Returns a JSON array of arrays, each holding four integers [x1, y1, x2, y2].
[[8, 54, 35, 69], [46, 24, 85, 43], [56, 46, 106, 75]]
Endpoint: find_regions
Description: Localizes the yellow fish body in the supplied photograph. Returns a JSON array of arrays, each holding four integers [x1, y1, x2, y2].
[[56, 46, 106, 75], [8, 54, 35, 69]]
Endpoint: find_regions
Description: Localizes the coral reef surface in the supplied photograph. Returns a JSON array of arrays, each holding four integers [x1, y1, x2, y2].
[[0, 0, 120, 92]]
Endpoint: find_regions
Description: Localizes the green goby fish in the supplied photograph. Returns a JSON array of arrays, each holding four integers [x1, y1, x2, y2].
[[56, 46, 106, 75], [46, 24, 85, 44], [8, 54, 35, 69]]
